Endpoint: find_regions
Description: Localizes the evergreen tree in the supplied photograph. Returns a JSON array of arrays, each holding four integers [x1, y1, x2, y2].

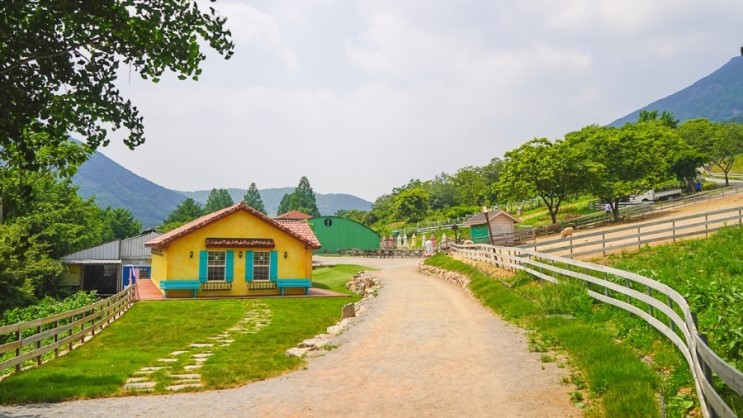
[[203, 188, 234, 213], [277, 193, 293, 216], [276, 177, 320, 217], [291, 176, 321, 217], [161, 198, 204, 232], [242, 183, 266, 214]]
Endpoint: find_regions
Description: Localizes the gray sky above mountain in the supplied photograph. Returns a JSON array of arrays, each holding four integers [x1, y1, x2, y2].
[[104, 0, 743, 201]]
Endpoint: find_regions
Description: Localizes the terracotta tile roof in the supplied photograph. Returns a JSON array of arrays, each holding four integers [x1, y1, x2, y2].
[[275, 210, 312, 220], [463, 210, 521, 226], [146, 202, 321, 250], [275, 220, 321, 248]]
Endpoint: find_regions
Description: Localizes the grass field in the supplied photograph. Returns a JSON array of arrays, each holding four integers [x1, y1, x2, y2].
[[607, 226, 743, 414], [0, 264, 367, 404]]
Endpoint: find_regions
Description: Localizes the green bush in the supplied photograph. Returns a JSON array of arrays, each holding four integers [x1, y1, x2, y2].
[[1, 291, 99, 326]]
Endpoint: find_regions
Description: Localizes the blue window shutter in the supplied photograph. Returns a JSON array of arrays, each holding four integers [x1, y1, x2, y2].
[[269, 251, 278, 282], [225, 250, 234, 283], [245, 251, 254, 282], [199, 251, 208, 282]]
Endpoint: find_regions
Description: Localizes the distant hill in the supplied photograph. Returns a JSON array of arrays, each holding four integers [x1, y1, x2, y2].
[[72, 150, 187, 228], [179, 188, 372, 217], [610, 56, 743, 127], [73, 150, 373, 227]]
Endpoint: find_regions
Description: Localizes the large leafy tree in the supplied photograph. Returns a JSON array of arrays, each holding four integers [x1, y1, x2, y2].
[[637, 109, 679, 128], [100, 207, 143, 241], [498, 138, 589, 224], [567, 123, 670, 221], [0, 0, 234, 175], [426, 173, 457, 211], [203, 188, 234, 214], [452, 166, 487, 206], [393, 187, 430, 223], [242, 183, 266, 214], [0, 172, 104, 307], [679, 119, 743, 186], [278, 177, 320, 217]]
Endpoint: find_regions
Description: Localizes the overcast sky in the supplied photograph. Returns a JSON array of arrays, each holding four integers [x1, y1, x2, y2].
[[104, 0, 743, 202]]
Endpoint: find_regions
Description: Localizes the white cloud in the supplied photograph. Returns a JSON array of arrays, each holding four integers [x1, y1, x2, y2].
[[217, 2, 299, 71], [102, 0, 743, 202]]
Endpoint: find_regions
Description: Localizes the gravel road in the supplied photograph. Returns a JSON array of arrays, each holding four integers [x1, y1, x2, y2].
[[0, 257, 578, 418]]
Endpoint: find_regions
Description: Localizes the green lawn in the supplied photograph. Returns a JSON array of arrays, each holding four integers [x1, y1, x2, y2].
[[0, 264, 367, 404]]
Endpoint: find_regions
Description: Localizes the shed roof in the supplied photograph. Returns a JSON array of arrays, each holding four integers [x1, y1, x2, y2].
[[146, 202, 321, 250], [276, 220, 322, 248], [462, 210, 521, 226], [62, 230, 161, 263], [275, 210, 312, 220]]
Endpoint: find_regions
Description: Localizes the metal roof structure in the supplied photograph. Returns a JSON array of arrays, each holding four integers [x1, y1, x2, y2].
[[62, 230, 161, 264]]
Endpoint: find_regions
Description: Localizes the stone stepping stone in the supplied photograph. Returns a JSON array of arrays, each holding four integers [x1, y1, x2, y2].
[[193, 357, 209, 363], [217, 339, 234, 343], [189, 343, 214, 348], [170, 350, 188, 356], [158, 358, 178, 363], [140, 366, 169, 371], [184, 364, 202, 370], [192, 352, 212, 358], [166, 383, 202, 391], [123, 382, 156, 390], [126, 377, 150, 384], [169, 374, 201, 380]]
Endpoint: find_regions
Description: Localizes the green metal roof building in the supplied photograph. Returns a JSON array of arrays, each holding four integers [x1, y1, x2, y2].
[[308, 216, 380, 254]]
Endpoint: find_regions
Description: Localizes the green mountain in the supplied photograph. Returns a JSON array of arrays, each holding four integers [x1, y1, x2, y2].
[[72, 150, 186, 228], [73, 151, 372, 228], [180, 188, 372, 217], [610, 56, 743, 127]]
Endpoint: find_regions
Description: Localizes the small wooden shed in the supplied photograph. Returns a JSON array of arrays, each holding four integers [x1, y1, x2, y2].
[[463, 210, 521, 244]]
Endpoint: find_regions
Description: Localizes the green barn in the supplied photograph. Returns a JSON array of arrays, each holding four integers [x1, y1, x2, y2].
[[308, 216, 380, 254]]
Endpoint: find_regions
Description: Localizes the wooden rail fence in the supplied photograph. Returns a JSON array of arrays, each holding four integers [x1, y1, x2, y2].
[[450, 243, 743, 418], [519, 206, 743, 259], [0, 285, 136, 376]]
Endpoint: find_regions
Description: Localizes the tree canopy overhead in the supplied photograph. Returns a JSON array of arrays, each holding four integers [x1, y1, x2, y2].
[[0, 0, 234, 173]]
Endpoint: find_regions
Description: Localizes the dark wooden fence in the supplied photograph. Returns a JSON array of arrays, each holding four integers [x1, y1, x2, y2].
[[0, 285, 136, 376], [450, 243, 742, 418]]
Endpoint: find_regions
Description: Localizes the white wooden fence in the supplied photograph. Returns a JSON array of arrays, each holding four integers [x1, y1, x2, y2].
[[520, 206, 743, 259], [449, 243, 742, 418]]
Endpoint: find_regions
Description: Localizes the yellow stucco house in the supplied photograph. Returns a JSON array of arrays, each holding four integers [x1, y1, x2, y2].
[[145, 202, 321, 298]]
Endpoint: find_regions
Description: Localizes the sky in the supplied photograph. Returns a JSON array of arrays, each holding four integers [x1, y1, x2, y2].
[[103, 0, 743, 202]]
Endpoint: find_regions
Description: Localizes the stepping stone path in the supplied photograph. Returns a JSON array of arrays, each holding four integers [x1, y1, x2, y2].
[[122, 301, 272, 393]]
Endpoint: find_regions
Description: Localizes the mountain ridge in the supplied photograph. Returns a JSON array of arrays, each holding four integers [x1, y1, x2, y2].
[[610, 56, 743, 126], [72, 152, 372, 227]]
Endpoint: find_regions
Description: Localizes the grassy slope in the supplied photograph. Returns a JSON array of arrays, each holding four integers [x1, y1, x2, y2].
[[0, 264, 367, 404]]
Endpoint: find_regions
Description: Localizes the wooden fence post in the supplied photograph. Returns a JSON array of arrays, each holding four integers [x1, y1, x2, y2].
[[15, 329, 21, 372], [54, 320, 59, 358], [36, 325, 42, 366]]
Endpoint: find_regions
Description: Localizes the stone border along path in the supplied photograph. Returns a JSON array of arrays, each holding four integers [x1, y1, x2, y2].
[[123, 301, 273, 393]]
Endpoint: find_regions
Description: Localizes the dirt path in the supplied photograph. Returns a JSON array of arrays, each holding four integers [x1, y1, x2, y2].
[[0, 257, 579, 418]]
